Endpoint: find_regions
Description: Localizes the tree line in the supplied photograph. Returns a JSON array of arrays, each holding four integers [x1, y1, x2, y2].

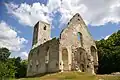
[[0, 48, 27, 79], [96, 30, 120, 74]]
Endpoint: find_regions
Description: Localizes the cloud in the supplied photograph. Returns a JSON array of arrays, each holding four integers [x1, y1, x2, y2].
[[104, 34, 111, 40], [19, 51, 28, 59], [5, 2, 51, 27], [58, 0, 120, 27], [0, 21, 28, 52], [5, 0, 120, 28], [10, 51, 28, 60]]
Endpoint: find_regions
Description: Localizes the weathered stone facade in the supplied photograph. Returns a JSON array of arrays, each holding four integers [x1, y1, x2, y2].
[[27, 13, 98, 76]]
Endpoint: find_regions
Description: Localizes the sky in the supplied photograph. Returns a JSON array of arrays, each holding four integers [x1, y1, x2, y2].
[[0, 0, 120, 59]]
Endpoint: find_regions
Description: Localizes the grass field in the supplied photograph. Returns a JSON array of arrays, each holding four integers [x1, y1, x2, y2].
[[13, 72, 120, 80]]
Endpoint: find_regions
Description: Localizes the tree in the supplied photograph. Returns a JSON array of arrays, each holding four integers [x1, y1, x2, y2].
[[0, 47, 28, 79], [0, 48, 11, 61], [96, 30, 120, 74], [15, 60, 28, 78], [0, 58, 16, 79]]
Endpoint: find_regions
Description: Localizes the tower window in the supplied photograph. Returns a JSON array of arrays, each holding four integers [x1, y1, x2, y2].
[[60, 62, 61, 65], [68, 22, 69, 25], [44, 38, 46, 41], [87, 65, 90, 68], [44, 25, 46, 30]]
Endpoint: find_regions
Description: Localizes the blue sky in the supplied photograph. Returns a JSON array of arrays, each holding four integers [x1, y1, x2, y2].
[[0, 0, 120, 59]]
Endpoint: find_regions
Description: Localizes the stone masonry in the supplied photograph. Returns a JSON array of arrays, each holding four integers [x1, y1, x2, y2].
[[27, 13, 98, 76]]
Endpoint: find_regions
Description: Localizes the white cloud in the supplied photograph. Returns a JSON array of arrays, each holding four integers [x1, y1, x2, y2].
[[10, 51, 28, 60], [0, 21, 28, 52], [20, 51, 28, 59], [58, 0, 120, 26], [47, 0, 61, 12], [104, 34, 111, 40], [5, 2, 51, 26], [5, 0, 120, 28]]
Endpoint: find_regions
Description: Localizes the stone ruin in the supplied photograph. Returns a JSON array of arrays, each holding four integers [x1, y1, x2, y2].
[[27, 13, 98, 76]]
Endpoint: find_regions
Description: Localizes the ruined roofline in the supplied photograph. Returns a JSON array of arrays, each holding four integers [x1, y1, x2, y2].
[[75, 13, 94, 39], [59, 13, 82, 39], [59, 13, 93, 40], [31, 37, 59, 50], [34, 20, 50, 28]]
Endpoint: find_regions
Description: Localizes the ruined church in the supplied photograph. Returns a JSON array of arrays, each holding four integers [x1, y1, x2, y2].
[[27, 13, 98, 76]]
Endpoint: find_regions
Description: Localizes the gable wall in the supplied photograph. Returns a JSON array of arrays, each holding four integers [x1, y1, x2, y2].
[[59, 13, 98, 73]]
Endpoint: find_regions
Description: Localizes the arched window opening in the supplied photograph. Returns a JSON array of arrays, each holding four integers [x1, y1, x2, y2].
[[62, 48, 68, 71], [77, 32, 83, 47], [68, 22, 70, 25], [56, 62, 58, 67], [45, 47, 49, 64], [44, 38, 46, 41], [36, 60, 39, 70], [90, 46, 96, 57], [62, 48, 68, 61], [30, 60, 32, 69], [33, 24, 38, 45], [44, 25, 47, 30]]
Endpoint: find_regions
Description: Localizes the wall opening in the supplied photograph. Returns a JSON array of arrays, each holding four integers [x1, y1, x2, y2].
[[36, 60, 39, 68], [30, 60, 32, 69], [74, 47, 87, 72], [90, 46, 98, 73], [56, 62, 58, 67], [36, 60, 39, 71], [33, 23, 38, 45], [45, 46, 49, 72], [62, 48, 68, 71], [44, 38, 46, 41], [90, 46, 96, 59], [44, 25, 46, 30], [45, 47, 49, 64], [80, 64, 84, 72], [77, 32, 83, 47]]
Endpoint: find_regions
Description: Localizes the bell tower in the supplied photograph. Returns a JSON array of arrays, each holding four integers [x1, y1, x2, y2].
[[32, 21, 51, 47]]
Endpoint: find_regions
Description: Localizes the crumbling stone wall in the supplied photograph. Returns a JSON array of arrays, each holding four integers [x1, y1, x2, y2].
[[27, 13, 98, 77], [27, 38, 59, 76], [72, 47, 88, 72], [59, 13, 98, 74]]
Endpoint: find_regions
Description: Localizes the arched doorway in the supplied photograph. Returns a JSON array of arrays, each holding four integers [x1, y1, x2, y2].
[[62, 48, 69, 71], [74, 47, 87, 72]]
